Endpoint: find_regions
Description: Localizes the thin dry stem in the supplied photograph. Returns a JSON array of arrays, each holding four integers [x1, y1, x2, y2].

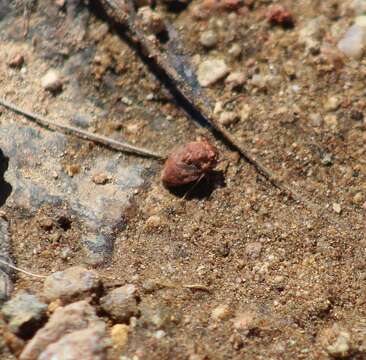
[[0, 97, 164, 160], [0, 258, 47, 278]]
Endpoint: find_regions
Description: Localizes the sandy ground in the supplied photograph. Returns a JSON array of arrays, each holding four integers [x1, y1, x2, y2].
[[0, 0, 365, 359]]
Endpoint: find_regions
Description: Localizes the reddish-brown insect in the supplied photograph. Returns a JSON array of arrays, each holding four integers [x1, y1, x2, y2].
[[266, 5, 294, 28], [161, 139, 218, 188]]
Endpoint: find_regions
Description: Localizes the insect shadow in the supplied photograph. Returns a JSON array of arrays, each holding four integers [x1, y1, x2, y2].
[[0, 149, 12, 206], [167, 170, 225, 199]]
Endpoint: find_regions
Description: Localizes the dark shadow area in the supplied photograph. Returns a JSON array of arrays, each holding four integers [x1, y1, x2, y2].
[[57, 215, 72, 231], [0, 149, 12, 206], [166, 171, 225, 199], [88, 2, 215, 129]]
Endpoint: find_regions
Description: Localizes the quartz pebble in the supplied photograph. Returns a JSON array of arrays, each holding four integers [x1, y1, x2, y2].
[[337, 20, 366, 59], [211, 304, 232, 321], [41, 69, 63, 93], [199, 30, 218, 48], [228, 43, 241, 58], [332, 203, 342, 214], [197, 59, 229, 87], [43, 266, 101, 303], [219, 111, 238, 126]]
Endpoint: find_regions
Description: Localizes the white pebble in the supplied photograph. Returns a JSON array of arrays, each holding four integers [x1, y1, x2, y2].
[[199, 30, 218, 48], [41, 69, 63, 93], [337, 23, 366, 59], [228, 43, 241, 58], [219, 111, 238, 126], [197, 59, 229, 87]]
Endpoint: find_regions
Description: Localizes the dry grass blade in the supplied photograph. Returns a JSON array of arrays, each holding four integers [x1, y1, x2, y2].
[[0, 258, 47, 278], [0, 97, 164, 160]]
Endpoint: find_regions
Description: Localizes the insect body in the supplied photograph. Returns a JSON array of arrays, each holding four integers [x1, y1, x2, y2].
[[161, 139, 218, 188]]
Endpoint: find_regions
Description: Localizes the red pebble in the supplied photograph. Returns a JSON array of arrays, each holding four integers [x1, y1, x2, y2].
[[266, 5, 294, 27], [161, 139, 218, 188]]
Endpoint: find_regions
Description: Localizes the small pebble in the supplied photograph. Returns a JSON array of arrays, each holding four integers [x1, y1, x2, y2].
[[199, 30, 218, 48], [324, 96, 341, 112], [337, 23, 366, 59], [232, 311, 257, 331], [321, 153, 333, 166], [211, 304, 232, 321], [228, 43, 241, 58], [8, 54, 24, 68], [154, 330, 166, 339], [319, 325, 351, 358], [140, 304, 175, 329], [309, 113, 323, 127], [324, 114, 338, 130], [100, 284, 139, 323], [240, 104, 251, 121], [41, 69, 63, 93], [225, 71, 246, 87], [219, 111, 238, 126], [352, 192, 363, 204], [39, 217, 53, 231], [43, 266, 101, 303], [92, 173, 109, 185], [66, 164, 80, 177], [111, 324, 129, 350], [137, 6, 165, 34], [197, 59, 229, 87], [245, 242, 262, 258], [332, 203, 342, 214], [145, 215, 163, 229]]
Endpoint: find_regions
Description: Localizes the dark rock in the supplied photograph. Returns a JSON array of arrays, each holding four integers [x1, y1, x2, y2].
[[0, 218, 13, 303], [1, 292, 47, 338], [0, 124, 146, 264]]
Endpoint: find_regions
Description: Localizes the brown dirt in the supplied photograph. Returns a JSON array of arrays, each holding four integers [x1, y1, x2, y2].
[[0, 0, 365, 359]]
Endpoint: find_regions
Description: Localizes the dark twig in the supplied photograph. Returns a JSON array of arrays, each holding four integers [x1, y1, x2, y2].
[[97, 0, 318, 211], [0, 97, 164, 160]]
